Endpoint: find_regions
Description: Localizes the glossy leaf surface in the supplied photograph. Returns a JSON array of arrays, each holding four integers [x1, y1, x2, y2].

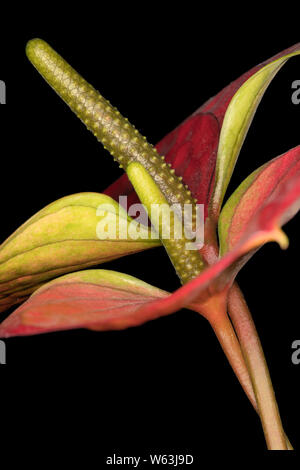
[[0, 193, 159, 312], [210, 49, 300, 218], [218, 146, 300, 255], [105, 44, 300, 218], [2, 158, 300, 338]]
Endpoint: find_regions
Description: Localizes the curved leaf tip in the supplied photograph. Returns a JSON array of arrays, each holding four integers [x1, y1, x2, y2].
[[210, 48, 300, 219]]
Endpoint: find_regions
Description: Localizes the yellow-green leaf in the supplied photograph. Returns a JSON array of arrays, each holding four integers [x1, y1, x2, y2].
[[210, 48, 300, 219], [0, 192, 160, 312]]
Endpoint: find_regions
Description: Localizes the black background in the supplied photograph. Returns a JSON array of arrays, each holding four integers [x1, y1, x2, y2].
[[0, 9, 299, 461]]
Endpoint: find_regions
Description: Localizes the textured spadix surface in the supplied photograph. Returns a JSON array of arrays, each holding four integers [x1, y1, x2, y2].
[[26, 38, 205, 283], [26, 39, 194, 210], [2, 42, 299, 337], [104, 43, 300, 221], [2, 144, 300, 338]]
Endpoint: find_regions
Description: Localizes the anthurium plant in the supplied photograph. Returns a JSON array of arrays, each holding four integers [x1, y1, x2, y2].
[[0, 39, 299, 450]]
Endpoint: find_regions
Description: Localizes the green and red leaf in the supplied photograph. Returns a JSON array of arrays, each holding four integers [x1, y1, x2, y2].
[[105, 44, 300, 219], [1, 45, 300, 338], [0, 270, 169, 337], [210, 50, 300, 219], [218, 145, 300, 255], [2, 153, 300, 339]]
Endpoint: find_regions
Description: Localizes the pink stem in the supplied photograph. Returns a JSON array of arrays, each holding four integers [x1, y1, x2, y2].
[[227, 283, 288, 450]]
